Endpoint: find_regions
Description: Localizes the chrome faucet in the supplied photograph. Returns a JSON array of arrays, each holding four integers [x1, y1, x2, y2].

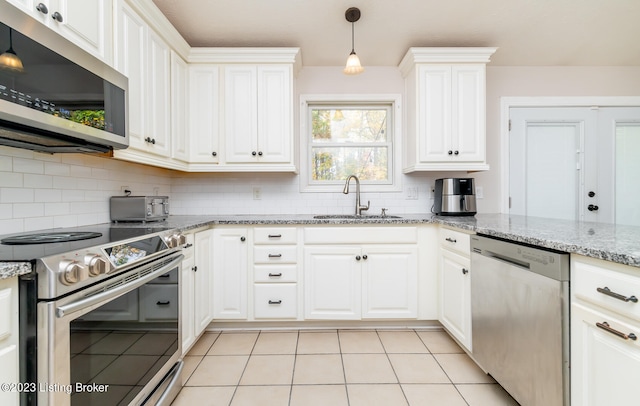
[[343, 175, 370, 216]]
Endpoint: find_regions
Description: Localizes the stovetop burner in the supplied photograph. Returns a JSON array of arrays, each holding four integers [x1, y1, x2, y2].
[[1, 231, 103, 245]]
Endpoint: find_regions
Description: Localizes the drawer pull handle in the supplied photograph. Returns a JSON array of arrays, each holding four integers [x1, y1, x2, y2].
[[156, 300, 171, 306], [268, 254, 282, 258], [597, 287, 638, 303], [445, 237, 457, 243], [462, 268, 469, 274], [192, 266, 198, 272], [268, 273, 282, 277], [268, 234, 282, 238], [268, 300, 282, 305], [159, 274, 171, 278], [596, 321, 637, 341], [183, 243, 193, 249]]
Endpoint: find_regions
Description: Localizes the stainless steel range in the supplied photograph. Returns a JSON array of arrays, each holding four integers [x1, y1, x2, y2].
[[2, 225, 186, 406]]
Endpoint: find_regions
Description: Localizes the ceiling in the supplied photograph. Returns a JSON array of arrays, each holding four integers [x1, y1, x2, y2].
[[152, 0, 640, 67]]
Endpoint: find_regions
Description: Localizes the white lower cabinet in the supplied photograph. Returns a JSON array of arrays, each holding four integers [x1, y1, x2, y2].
[[0, 277, 19, 406], [212, 228, 248, 319], [571, 255, 640, 405], [303, 233, 419, 321], [182, 229, 214, 354], [438, 227, 472, 351]]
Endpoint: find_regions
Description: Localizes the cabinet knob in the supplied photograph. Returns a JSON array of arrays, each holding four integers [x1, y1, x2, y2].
[[258, 151, 263, 156], [51, 11, 63, 22], [362, 254, 368, 260], [454, 150, 459, 155], [588, 191, 596, 197], [240, 236, 246, 242], [36, 3, 49, 14], [212, 151, 217, 157], [192, 266, 197, 272], [252, 151, 257, 156], [448, 150, 453, 155], [462, 268, 469, 274], [588, 204, 599, 212], [356, 255, 361, 261]]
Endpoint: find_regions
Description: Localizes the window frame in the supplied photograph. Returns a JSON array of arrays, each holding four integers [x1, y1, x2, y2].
[[300, 94, 402, 193]]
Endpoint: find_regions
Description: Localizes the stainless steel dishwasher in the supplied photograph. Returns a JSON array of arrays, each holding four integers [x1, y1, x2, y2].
[[470, 235, 570, 406]]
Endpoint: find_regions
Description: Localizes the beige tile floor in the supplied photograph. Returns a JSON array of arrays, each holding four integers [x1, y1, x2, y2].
[[172, 329, 519, 406]]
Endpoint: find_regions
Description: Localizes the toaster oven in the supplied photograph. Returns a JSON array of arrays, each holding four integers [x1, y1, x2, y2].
[[110, 196, 169, 222]]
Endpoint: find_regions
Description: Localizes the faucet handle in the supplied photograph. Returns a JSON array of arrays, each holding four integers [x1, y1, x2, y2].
[[381, 208, 388, 217], [360, 200, 370, 213]]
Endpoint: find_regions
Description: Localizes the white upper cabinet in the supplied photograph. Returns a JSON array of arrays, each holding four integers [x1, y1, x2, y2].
[[224, 64, 293, 166], [113, 0, 173, 163], [6, 0, 113, 63], [188, 65, 220, 164], [399, 48, 496, 172], [171, 51, 189, 162]]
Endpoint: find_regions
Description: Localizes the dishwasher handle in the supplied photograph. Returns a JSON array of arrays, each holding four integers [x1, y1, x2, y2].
[[482, 250, 531, 270]]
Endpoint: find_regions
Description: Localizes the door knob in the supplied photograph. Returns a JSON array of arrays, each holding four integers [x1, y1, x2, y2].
[[588, 204, 599, 212]]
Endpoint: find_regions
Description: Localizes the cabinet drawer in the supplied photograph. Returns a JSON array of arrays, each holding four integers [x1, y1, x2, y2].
[[573, 258, 640, 322], [254, 227, 298, 244], [139, 285, 178, 322], [254, 246, 297, 263], [439, 227, 471, 256], [254, 265, 297, 283], [254, 284, 297, 319]]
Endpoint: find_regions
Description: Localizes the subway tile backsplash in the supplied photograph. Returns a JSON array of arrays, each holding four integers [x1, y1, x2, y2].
[[0, 146, 436, 235]]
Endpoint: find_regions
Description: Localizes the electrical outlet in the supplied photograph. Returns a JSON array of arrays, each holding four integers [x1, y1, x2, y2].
[[253, 187, 262, 200], [120, 186, 130, 194], [406, 187, 419, 200], [476, 186, 484, 199], [153, 187, 159, 196], [430, 186, 435, 199]]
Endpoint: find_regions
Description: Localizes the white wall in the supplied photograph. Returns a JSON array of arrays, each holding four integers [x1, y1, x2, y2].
[[0, 146, 171, 234]]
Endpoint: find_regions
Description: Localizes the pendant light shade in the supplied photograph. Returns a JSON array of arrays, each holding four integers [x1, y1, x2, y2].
[[343, 7, 364, 75], [0, 28, 25, 73]]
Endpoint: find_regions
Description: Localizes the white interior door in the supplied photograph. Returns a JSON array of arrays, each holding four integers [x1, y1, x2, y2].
[[510, 107, 640, 225]]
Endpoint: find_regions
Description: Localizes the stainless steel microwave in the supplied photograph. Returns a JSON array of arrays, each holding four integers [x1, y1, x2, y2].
[[0, 2, 128, 153]]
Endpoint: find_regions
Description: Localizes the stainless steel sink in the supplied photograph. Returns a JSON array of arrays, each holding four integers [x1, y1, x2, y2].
[[313, 214, 402, 219]]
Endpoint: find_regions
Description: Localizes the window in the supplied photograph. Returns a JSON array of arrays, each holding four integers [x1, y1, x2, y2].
[[301, 95, 401, 192]]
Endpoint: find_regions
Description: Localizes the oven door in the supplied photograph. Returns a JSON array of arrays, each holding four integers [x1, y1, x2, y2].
[[35, 251, 183, 406]]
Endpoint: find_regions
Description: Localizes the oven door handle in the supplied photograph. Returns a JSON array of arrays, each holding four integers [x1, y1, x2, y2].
[[56, 253, 184, 318]]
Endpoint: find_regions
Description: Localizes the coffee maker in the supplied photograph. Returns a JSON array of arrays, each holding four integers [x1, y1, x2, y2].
[[433, 178, 477, 216]]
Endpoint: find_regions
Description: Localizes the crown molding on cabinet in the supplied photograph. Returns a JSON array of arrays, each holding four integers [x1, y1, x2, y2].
[[125, 0, 191, 60], [188, 47, 302, 75], [398, 47, 498, 77]]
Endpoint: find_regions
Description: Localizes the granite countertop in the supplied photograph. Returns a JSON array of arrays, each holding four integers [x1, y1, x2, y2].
[[3, 213, 640, 279]]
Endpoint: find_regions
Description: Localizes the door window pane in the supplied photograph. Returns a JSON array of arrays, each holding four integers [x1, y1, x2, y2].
[[616, 124, 640, 226]]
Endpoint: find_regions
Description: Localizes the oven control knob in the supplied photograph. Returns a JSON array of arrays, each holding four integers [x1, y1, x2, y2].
[[166, 233, 185, 248], [59, 260, 88, 285], [85, 254, 109, 276]]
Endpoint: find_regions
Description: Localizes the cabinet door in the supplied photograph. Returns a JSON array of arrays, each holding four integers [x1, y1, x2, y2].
[[171, 51, 189, 161], [55, 0, 112, 63], [6, 0, 112, 63], [439, 248, 472, 350], [571, 303, 640, 405], [451, 64, 485, 162], [145, 29, 172, 157], [194, 230, 215, 331], [181, 253, 196, 354], [362, 245, 418, 319], [224, 66, 258, 163], [418, 65, 451, 162], [212, 228, 248, 319], [115, 1, 147, 149], [304, 247, 361, 320], [189, 65, 220, 163], [257, 65, 291, 163]]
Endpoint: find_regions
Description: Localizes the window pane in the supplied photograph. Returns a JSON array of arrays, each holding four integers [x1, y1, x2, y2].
[[311, 109, 387, 143], [311, 147, 388, 182]]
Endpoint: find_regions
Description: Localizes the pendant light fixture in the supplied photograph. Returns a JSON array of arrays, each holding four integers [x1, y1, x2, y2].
[[343, 7, 364, 75], [0, 28, 25, 73]]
